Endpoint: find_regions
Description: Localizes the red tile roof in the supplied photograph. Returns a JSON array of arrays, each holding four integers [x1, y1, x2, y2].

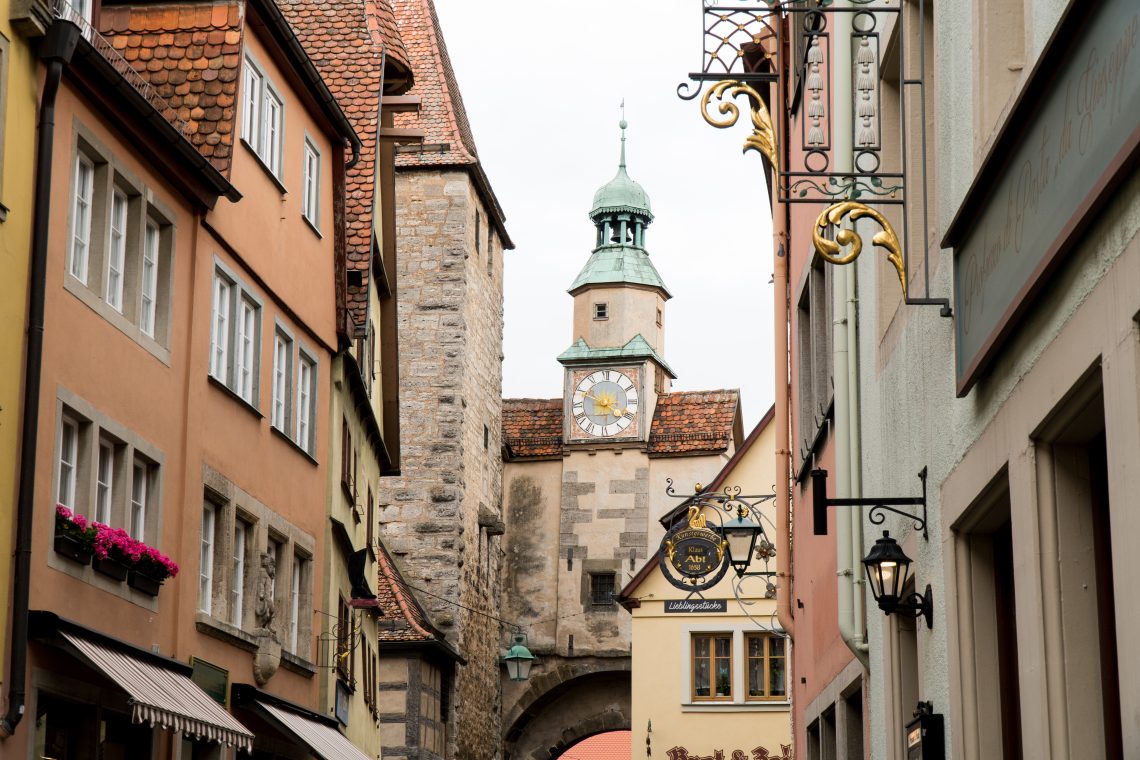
[[390, 0, 476, 167], [100, 1, 243, 177], [647, 389, 740, 456], [375, 540, 441, 642], [503, 398, 564, 459], [278, 0, 412, 332]]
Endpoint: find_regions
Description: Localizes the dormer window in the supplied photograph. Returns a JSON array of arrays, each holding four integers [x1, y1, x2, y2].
[[593, 303, 608, 320]]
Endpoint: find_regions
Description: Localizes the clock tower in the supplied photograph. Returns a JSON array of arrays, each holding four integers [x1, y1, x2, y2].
[[560, 119, 674, 444]]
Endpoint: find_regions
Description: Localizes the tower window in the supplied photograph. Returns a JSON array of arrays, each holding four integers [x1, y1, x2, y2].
[[593, 303, 608, 320], [590, 573, 616, 606], [656, 308, 663, 327]]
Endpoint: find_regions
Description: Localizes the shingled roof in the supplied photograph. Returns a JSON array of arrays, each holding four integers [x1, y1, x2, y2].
[[278, 0, 413, 331], [501, 389, 741, 460], [503, 398, 564, 459], [391, 0, 513, 248], [375, 540, 444, 643], [647, 389, 741, 456], [100, 1, 244, 177]]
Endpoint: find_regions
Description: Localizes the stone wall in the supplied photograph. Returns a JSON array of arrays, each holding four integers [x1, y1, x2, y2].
[[379, 167, 505, 759]]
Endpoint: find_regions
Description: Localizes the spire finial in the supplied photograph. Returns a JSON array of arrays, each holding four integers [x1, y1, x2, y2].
[[619, 98, 628, 169]]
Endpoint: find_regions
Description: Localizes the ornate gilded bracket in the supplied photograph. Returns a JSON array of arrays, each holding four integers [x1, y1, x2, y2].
[[700, 80, 779, 172], [812, 201, 906, 297]]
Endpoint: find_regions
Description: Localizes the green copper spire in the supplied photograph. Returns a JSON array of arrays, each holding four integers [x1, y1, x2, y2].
[[571, 112, 669, 297]]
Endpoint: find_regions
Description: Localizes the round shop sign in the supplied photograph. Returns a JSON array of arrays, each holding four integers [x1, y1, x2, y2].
[[658, 505, 730, 592]]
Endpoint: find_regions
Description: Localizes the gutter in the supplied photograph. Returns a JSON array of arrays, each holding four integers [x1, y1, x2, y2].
[[0, 17, 81, 739]]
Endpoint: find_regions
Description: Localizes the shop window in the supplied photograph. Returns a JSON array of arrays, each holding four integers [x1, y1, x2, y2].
[[691, 633, 732, 701], [35, 692, 149, 759], [843, 687, 864, 759], [745, 632, 786, 700]]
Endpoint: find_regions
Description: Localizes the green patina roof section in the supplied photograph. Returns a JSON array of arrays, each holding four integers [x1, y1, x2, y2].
[[589, 119, 653, 219], [557, 335, 677, 378], [568, 246, 671, 296]]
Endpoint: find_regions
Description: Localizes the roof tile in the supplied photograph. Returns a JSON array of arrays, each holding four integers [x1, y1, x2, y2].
[[647, 390, 739, 456], [502, 398, 564, 458], [99, 0, 242, 177], [375, 540, 442, 642], [278, 0, 411, 332]]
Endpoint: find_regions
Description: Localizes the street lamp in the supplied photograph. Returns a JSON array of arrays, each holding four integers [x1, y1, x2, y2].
[[502, 631, 535, 682], [719, 505, 763, 578], [862, 531, 933, 629]]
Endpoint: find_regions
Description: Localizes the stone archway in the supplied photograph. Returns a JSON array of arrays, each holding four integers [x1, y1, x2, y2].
[[503, 658, 631, 760]]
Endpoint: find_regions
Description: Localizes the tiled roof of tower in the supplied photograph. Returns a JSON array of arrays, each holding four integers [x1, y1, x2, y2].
[[375, 540, 442, 642], [390, 0, 513, 247], [391, 0, 476, 166], [502, 398, 564, 459], [648, 389, 740, 456], [99, 2, 244, 177], [278, 0, 412, 330]]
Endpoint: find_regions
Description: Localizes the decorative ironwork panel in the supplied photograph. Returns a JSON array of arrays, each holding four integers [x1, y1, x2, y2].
[[680, 0, 950, 313]]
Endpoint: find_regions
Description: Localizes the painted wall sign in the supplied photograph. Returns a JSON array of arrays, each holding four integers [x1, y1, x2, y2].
[[950, 0, 1140, 394], [664, 599, 728, 613], [658, 504, 730, 592], [665, 745, 792, 760]]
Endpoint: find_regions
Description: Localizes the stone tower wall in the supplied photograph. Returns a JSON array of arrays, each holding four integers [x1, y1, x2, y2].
[[379, 166, 505, 759]]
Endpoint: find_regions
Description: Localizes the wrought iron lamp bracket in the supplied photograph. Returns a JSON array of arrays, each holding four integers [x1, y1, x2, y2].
[[811, 466, 929, 541]]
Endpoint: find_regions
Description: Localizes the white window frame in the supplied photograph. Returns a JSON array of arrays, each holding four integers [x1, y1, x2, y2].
[[200, 503, 216, 614], [130, 459, 148, 540], [70, 154, 94, 284], [295, 351, 316, 453], [301, 139, 320, 227], [58, 417, 79, 509], [140, 221, 159, 337], [232, 520, 246, 627], [241, 56, 285, 179], [271, 330, 292, 431], [210, 274, 232, 382], [235, 296, 258, 403], [289, 557, 302, 651], [106, 189, 127, 311], [95, 440, 114, 525]]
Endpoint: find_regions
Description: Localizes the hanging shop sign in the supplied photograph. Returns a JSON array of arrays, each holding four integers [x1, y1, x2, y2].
[[947, 0, 1140, 395], [658, 505, 730, 592], [665, 745, 792, 760], [664, 599, 728, 614]]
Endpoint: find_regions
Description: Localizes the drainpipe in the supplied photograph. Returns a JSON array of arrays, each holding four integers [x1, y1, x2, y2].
[[847, 250, 867, 653], [0, 18, 81, 740], [832, 3, 869, 665]]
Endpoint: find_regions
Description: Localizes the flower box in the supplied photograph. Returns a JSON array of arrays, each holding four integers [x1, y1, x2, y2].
[[54, 504, 179, 591], [93, 555, 129, 581], [53, 532, 93, 565], [127, 569, 163, 596]]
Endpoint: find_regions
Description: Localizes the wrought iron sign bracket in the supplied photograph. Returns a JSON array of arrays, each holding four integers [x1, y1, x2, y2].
[[811, 466, 928, 540]]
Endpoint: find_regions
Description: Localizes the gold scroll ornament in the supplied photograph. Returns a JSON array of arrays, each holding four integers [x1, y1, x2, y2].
[[813, 201, 907, 297], [701, 80, 779, 171]]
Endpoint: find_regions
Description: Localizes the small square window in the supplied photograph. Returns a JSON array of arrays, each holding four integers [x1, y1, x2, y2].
[[593, 303, 608, 321], [589, 573, 615, 606]]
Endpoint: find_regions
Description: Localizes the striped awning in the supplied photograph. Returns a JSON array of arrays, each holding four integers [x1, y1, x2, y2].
[[259, 701, 372, 760], [61, 631, 254, 752]]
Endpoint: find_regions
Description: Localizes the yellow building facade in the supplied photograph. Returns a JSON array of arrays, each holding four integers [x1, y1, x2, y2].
[[0, 0, 42, 665], [621, 409, 792, 760]]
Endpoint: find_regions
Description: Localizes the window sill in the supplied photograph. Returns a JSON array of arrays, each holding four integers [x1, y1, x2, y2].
[[270, 424, 318, 465], [195, 612, 258, 653], [240, 138, 288, 194], [64, 275, 172, 366], [281, 650, 316, 677], [681, 701, 791, 713], [207, 375, 264, 419], [302, 214, 322, 239]]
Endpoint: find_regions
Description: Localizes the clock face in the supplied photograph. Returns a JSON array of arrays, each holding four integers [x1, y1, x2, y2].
[[572, 369, 639, 438]]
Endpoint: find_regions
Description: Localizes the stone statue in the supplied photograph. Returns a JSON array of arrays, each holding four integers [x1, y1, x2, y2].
[[254, 552, 277, 637]]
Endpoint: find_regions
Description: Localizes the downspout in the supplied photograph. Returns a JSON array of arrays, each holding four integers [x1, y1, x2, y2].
[[847, 247, 867, 653], [773, 14, 794, 642], [1, 18, 81, 739], [832, 4, 869, 665]]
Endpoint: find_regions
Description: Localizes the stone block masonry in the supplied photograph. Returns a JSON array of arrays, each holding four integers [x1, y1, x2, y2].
[[378, 168, 506, 759]]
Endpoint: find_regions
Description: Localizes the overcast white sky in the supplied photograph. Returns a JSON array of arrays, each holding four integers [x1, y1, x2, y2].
[[433, 1, 775, 429]]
